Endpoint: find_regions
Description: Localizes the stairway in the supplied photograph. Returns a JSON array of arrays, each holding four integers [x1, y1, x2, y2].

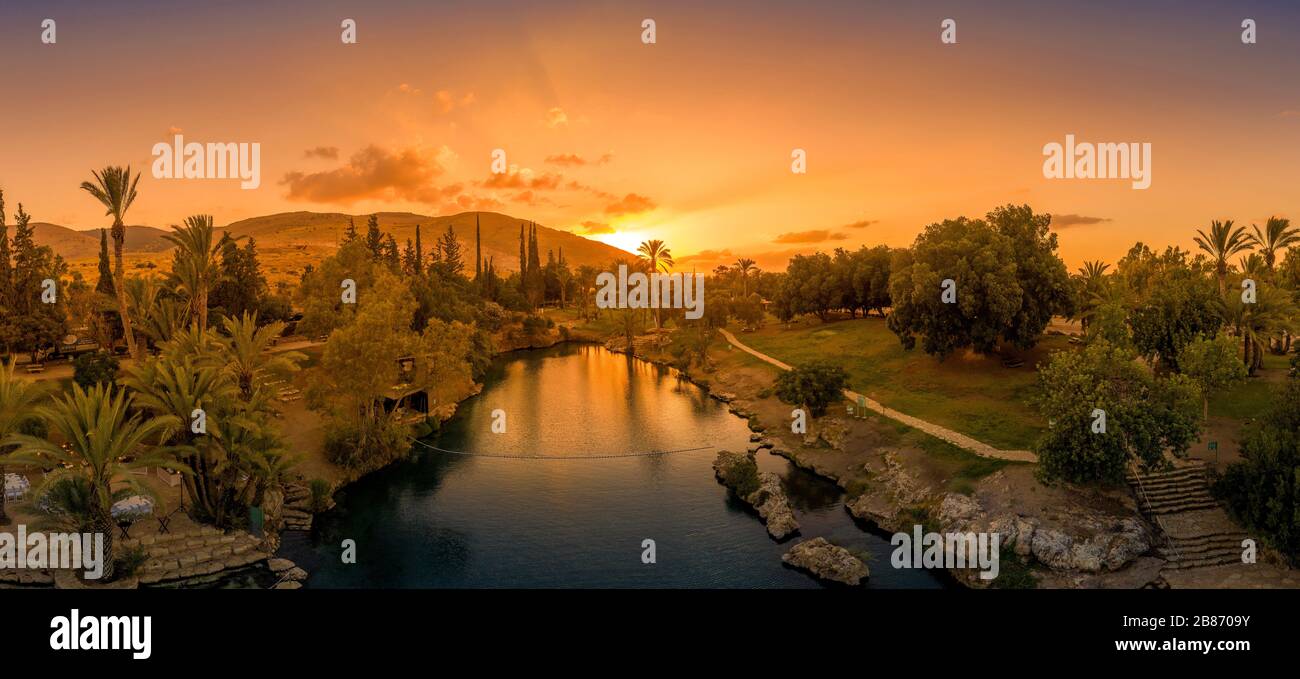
[[126, 525, 270, 585], [1158, 531, 1252, 570], [281, 483, 314, 531], [1127, 460, 1250, 571], [1126, 461, 1219, 515]]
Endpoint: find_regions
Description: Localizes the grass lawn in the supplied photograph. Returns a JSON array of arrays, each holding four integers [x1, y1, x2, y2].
[[1208, 352, 1291, 420], [736, 315, 1068, 450]]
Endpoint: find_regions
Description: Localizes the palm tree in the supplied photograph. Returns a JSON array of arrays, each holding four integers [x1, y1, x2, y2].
[[1239, 253, 1269, 279], [165, 215, 231, 333], [1071, 260, 1110, 332], [0, 363, 48, 525], [1223, 283, 1297, 374], [1194, 220, 1255, 294], [1251, 216, 1299, 271], [636, 241, 674, 328], [637, 239, 674, 273], [1, 383, 183, 580], [734, 258, 757, 296], [80, 167, 142, 359], [219, 313, 305, 401]]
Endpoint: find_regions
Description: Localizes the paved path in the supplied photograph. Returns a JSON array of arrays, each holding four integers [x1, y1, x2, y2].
[[719, 328, 1038, 463]]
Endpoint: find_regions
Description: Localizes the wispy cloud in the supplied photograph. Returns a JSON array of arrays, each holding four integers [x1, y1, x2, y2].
[[304, 146, 340, 160], [604, 193, 656, 216], [773, 229, 848, 244], [1050, 213, 1112, 228], [842, 219, 877, 229], [280, 144, 455, 205]]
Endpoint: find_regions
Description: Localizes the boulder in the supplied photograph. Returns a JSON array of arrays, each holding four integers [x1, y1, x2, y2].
[[782, 538, 869, 585], [267, 558, 296, 573], [747, 472, 800, 540]]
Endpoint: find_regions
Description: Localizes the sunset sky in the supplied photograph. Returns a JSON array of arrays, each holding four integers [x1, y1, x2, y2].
[[2, 0, 1300, 271]]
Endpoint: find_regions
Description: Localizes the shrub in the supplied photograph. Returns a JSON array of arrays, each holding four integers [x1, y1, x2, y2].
[[323, 418, 409, 469], [72, 351, 119, 389], [114, 545, 150, 578], [1213, 380, 1300, 564], [773, 360, 850, 417], [719, 454, 760, 498], [308, 479, 333, 513]]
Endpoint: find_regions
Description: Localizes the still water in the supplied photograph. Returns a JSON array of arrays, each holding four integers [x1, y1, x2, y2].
[[281, 343, 946, 588]]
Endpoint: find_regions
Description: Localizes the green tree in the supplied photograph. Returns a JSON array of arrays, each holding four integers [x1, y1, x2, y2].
[[95, 229, 114, 295], [1178, 332, 1247, 420], [1032, 340, 1201, 484], [80, 166, 142, 359], [773, 360, 849, 417], [887, 216, 1021, 358]]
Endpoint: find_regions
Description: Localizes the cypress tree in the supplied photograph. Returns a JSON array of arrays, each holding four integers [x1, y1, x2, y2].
[[518, 222, 527, 294], [0, 189, 11, 309], [475, 213, 482, 281], [95, 228, 114, 295], [365, 214, 384, 260], [343, 217, 359, 244], [414, 224, 424, 275]]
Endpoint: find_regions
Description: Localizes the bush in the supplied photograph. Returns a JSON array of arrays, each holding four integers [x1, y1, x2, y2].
[[308, 479, 333, 513], [719, 454, 760, 498], [1213, 380, 1300, 564], [114, 545, 150, 578], [323, 418, 409, 469], [774, 360, 850, 417], [72, 351, 119, 389]]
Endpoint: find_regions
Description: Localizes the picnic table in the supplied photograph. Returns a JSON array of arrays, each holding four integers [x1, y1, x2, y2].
[[111, 495, 155, 539], [4, 473, 30, 501]]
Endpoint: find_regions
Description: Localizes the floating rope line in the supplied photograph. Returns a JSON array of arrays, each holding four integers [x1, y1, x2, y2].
[[407, 437, 717, 460]]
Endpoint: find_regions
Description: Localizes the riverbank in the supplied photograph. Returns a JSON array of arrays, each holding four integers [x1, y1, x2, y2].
[[589, 322, 1187, 589]]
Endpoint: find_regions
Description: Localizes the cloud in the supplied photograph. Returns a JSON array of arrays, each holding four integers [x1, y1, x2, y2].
[[604, 193, 656, 216], [166, 126, 183, 136], [481, 166, 565, 190], [677, 248, 734, 265], [543, 107, 569, 128], [280, 144, 455, 205], [545, 152, 613, 167], [435, 90, 476, 113], [773, 229, 848, 244], [395, 83, 422, 95], [1276, 110, 1300, 119], [1050, 213, 1112, 228], [304, 146, 340, 160], [843, 219, 877, 229], [578, 220, 614, 235]]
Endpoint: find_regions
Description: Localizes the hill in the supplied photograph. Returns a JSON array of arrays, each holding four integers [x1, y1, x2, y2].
[[35, 211, 632, 287], [32, 223, 174, 260]]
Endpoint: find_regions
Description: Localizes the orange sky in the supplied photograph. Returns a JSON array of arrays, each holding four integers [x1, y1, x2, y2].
[[2, 0, 1300, 271]]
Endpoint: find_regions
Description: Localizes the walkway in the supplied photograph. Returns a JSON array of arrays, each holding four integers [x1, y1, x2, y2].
[[718, 328, 1037, 462]]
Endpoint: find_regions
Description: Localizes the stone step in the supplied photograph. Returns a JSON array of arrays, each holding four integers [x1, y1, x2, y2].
[[138, 549, 270, 585], [1135, 487, 1215, 503], [1134, 475, 1211, 490], [1126, 465, 1208, 485], [1168, 532, 1250, 548], [1162, 552, 1242, 570], [1140, 498, 1221, 515]]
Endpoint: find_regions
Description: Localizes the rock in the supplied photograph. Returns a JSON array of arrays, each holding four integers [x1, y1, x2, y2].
[[746, 472, 800, 540], [712, 450, 753, 481], [782, 538, 869, 585], [283, 567, 309, 582], [1013, 518, 1038, 557], [749, 432, 763, 443], [267, 558, 296, 573], [714, 391, 737, 403], [937, 493, 981, 525], [273, 580, 302, 590], [1031, 529, 1075, 570], [1101, 519, 1151, 571]]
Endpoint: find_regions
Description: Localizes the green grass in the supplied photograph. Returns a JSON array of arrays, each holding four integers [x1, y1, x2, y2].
[[739, 316, 1063, 450], [1208, 353, 1290, 420]]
